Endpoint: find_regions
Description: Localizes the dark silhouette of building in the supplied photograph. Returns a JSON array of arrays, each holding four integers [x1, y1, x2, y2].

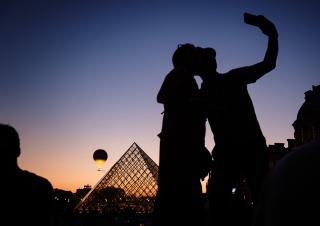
[[268, 84, 320, 164], [267, 143, 287, 168], [292, 85, 320, 147], [75, 184, 92, 202], [53, 188, 76, 226]]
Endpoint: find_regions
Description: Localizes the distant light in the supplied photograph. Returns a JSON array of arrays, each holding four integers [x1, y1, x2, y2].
[[93, 149, 108, 162], [93, 149, 108, 171], [232, 188, 236, 194]]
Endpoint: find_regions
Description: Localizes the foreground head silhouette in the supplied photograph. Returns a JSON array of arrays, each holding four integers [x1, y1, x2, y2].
[[199, 12, 278, 226], [0, 123, 54, 226], [1, 123, 21, 169], [252, 139, 320, 226]]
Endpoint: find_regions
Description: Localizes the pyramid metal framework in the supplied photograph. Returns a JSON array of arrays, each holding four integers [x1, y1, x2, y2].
[[74, 142, 159, 215]]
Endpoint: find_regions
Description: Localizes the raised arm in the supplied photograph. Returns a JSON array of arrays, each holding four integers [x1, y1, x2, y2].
[[226, 13, 279, 83]]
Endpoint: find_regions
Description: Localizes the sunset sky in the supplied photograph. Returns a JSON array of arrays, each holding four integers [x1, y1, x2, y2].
[[1, 0, 319, 192]]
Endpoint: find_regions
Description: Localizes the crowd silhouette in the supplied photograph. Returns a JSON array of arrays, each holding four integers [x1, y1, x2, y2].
[[4, 10, 320, 226]]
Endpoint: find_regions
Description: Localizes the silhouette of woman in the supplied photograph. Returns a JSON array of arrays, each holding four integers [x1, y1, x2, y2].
[[154, 43, 208, 226]]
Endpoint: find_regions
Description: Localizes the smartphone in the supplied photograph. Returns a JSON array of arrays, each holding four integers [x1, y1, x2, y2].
[[244, 12, 259, 26]]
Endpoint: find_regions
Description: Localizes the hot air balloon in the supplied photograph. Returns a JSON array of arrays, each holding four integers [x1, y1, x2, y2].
[[93, 149, 108, 171]]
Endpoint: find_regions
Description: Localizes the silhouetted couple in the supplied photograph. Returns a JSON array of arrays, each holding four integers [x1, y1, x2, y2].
[[155, 12, 278, 226], [0, 124, 55, 226]]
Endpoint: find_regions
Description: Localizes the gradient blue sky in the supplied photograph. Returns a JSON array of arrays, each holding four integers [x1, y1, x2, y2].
[[1, 0, 319, 192]]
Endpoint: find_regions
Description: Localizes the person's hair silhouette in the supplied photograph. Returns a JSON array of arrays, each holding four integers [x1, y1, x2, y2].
[[154, 43, 209, 226], [199, 13, 278, 226], [0, 123, 54, 226]]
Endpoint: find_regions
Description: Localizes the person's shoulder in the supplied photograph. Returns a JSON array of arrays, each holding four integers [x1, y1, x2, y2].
[[219, 71, 238, 81], [279, 139, 320, 167], [272, 139, 320, 183], [208, 73, 229, 85], [22, 170, 54, 192], [294, 139, 320, 152], [221, 71, 253, 88]]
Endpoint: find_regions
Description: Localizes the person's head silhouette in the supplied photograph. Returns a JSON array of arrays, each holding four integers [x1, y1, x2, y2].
[[1, 123, 55, 225], [0, 123, 21, 169], [172, 43, 201, 75], [202, 47, 217, 72], [198, 47, 217, 81]]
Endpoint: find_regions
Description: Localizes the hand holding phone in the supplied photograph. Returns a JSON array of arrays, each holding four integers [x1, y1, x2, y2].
[[244, 12, 260, 26], [243, 12, 278, 37]]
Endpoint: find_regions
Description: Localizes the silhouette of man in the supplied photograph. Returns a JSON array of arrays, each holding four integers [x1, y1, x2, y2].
[[252, 139, 320, 226], [0, 123, 54, 226], [154, 43, 208, 226], [199, 13, 278, 226]]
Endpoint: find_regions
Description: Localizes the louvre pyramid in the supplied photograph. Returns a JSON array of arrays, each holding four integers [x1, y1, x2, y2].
[[75, 142, 159, 215]]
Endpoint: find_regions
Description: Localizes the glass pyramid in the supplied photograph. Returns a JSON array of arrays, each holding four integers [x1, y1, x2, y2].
[[74, 142, 159, 216]]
